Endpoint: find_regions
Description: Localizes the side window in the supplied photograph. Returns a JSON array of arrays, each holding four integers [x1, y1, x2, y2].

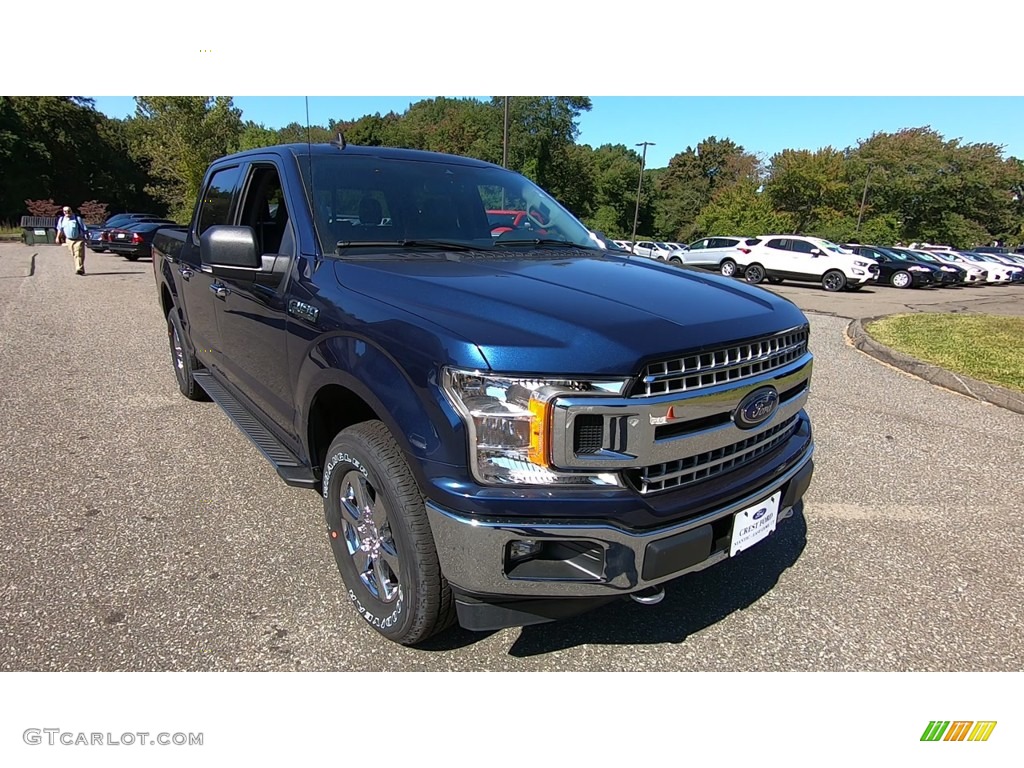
[[196, 166, 241, 239], [689, 240, 707, 251], [766, 238, 789, 251], [237, 164, 292, 255], [790, 240, 817, 254]]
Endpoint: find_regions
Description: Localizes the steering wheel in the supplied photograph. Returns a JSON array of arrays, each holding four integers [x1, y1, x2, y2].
[[525, 201, 549, 226]]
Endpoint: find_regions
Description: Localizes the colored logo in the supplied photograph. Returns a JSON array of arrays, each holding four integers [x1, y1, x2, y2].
[[752, 507, 769, 520], [733, 387, 779, 430], [920, 721, 997, 742]]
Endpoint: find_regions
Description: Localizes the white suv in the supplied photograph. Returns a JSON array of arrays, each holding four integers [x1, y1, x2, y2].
[[737, 235, 880, 292]]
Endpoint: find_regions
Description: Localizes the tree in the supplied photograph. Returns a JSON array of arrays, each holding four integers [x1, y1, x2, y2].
[[0, 97, 154, 222], [695, 180, 794, 237], [851, 127, 1020, 245], [764, 147, 851, 233], [655, 137, 761, 241], [129, 97, 244, 220]]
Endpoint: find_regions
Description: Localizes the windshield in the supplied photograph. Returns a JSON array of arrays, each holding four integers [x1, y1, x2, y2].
[[305, 153, 596, 254], [818, 239, 851, 254]]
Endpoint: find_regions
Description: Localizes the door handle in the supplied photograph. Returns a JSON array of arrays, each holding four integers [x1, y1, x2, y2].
[[210, 283, 229, 299], [179, 267, 194, 280]]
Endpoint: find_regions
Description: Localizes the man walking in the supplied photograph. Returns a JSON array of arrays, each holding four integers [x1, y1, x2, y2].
[[56, 205, 88, 275]]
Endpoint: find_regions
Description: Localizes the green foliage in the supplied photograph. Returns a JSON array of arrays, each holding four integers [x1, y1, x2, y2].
[[765, 147, 852, 233], [695, 180, 795, 237], [130, 97, 244, 221], [0, 97, 155, 221], [655, 137, 761, 241]]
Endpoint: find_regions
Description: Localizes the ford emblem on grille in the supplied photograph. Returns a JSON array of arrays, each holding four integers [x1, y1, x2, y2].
[[733, 387, 779, 430]]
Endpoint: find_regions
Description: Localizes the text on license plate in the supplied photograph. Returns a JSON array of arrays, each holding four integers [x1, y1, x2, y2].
[[729, 491, 781, 557]]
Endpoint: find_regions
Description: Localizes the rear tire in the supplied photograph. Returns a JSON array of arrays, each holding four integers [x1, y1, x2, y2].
[[890, 270, 912, 289], [822, 269, 847, 292], [744, 263, 766, 284], [323, 421, 455, 646], [167, 309, 209, 401], [720, 258, 737, 277], [124, 255, 140, 262]]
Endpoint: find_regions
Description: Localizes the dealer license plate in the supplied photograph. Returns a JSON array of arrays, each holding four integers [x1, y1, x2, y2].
[[729, 491, 781, 557], [117, 233, 126, 239]]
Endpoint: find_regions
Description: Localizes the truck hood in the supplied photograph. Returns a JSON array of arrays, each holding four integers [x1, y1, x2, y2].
[[334, 250, 808, 375]]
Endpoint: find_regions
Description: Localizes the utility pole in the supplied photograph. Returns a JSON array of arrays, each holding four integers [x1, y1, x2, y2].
[[502, 97, 510, 168], [630, 141, 655, 250], [856, 166, 872, 233]]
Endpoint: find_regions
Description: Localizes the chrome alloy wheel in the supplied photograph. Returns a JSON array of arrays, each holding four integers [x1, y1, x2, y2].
[[338, 470, 401, 602]]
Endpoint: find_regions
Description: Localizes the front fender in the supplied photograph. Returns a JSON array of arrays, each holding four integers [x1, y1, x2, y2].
[[294, 331, 481, 476]]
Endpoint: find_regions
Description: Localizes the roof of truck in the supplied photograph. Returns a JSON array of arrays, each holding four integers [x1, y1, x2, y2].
[[216, 142, 502, 169]]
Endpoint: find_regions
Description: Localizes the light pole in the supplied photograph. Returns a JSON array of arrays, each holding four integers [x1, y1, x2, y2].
[[856, 166, 872, 233], [502, 97, 510, 168], [631, 141, 655, 250]]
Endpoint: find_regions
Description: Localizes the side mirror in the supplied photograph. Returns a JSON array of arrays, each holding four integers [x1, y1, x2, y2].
[[200, 225, 261, 269], [810, 248, 821, 256]]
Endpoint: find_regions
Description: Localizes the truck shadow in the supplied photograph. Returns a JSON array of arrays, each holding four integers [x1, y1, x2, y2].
[[419, 503, 808, 655]]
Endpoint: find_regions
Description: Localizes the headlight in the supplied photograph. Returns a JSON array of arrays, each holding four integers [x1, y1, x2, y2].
[[908, 266, 929, 272], [853, 260, 871, 268], [852, 268, 865, 275], [442, 368, 628, 486]]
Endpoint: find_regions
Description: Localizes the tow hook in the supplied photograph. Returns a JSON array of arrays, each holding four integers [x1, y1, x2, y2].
[[630, 586, 666, 605]]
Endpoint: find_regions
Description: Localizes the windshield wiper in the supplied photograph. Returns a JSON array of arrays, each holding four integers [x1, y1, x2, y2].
[[336, 239, 482, 252], [492, 237, 586, 248]]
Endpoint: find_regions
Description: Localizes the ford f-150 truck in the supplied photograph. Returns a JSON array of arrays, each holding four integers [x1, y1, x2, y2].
[[152, 140, 815, 645]]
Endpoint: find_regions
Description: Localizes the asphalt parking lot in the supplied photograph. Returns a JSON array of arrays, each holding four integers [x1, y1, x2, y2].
[[1, 243, 1023, 671]]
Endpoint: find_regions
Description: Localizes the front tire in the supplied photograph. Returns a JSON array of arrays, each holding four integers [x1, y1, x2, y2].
[[744, 263, 766, 284], [323, 421, 455, 646], [822, 269, 847, 292], [767, 276, 784, 284]]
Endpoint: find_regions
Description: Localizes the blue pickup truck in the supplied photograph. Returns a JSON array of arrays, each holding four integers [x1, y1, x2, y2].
[[152, 140, 815, 645]]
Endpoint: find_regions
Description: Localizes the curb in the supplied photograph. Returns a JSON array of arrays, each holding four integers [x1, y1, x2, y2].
[[846, 316, 1024, 415]]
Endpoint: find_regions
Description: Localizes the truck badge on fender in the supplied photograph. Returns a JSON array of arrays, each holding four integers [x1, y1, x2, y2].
[[288, 299, 319, 324]]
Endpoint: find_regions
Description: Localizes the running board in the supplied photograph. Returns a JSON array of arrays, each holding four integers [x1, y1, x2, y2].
[[192, 371, 318, 489]]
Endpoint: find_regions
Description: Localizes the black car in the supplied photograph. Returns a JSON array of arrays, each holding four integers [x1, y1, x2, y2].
[[104, 220, 184, 260], [845, 244, 938, 288], [887, 247, 968, 286], [87, 213, 167, 253]]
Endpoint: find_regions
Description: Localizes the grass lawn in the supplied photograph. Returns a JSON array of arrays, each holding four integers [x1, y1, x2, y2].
[[866, 313, 1024, 393]]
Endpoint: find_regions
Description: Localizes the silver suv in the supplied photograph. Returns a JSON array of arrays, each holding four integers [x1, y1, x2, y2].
[[684, 236, 755, 276]]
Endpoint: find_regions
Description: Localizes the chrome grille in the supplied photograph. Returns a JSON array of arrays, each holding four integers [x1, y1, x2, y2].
[[634, 415, 799, 495], [638, 327, 809, 397]]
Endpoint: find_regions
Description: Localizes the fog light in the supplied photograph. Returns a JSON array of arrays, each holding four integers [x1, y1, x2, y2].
[[508, 539, 543, 562]]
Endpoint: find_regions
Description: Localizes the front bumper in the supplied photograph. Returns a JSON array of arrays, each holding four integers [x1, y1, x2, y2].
[[426, 433, 814, 600]]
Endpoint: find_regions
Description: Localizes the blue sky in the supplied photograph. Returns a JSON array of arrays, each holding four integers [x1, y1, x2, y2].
[[89, 96, 1024, 170]]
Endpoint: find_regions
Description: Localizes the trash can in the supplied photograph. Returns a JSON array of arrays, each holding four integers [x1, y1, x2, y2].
[[20, 216, 59, 246]]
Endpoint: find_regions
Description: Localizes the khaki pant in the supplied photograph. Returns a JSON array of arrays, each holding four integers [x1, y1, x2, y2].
[[66, 239, 85, 272]]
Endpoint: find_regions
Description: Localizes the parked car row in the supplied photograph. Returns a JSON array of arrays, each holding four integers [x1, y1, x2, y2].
[[611, 240, 688, 261], [87, 213, 183, 260], [637, 234, 1024, 292]]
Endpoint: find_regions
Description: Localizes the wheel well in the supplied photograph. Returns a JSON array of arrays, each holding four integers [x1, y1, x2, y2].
[[307, 384, 379, 476], [161, 284, 173, 318]]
